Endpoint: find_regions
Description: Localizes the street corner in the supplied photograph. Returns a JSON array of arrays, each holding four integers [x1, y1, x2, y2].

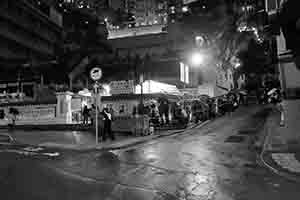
[[261, 151, 300, 182]]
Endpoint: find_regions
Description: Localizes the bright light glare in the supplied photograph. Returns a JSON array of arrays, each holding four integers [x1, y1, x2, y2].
[[182, 6, 188, 12], [190, 53, 203, 66], [234, 62, 241, 69]]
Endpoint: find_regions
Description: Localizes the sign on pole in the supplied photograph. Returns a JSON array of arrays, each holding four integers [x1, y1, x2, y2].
[[90, 67, 102, 81], [90, 67, 102, 145]]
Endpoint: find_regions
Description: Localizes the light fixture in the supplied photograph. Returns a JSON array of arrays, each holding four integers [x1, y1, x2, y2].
[[190, 52, 203, 66], [182, 6, 188, 12], [234, 62, 241, 69]]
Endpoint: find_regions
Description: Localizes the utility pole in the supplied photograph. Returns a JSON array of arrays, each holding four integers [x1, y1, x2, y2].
[[17, 69, 21, 94], [90, 67, 102, 145], [140, 59, 145, 135]]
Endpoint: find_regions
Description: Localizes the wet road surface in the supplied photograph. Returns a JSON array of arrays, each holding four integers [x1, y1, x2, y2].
[[1, 105, 300, 200]]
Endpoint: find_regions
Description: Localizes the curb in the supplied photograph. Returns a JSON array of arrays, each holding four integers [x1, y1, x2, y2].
[[258, 113, 300, 183], [39, 120, 211, 152], [98, 129, 185, 151], [260, 151, 300, 183], [39, 130, 186, 152], [188, 120, 211, 130]]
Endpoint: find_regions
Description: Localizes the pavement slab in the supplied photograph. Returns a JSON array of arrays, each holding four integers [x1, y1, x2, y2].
[[260, 102, 300, 181], [271, 153, 300, 174]]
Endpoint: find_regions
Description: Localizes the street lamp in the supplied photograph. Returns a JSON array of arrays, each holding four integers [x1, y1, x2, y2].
[[234, 62, 241, 69], [190, 52, 204, 66]]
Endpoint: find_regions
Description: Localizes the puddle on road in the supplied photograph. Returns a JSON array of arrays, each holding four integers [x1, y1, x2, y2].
[[118, 149, 146, 163], [154, 171, 166, 176], [95, 151, 120, 167], [238, 129, 258, 135], [225, 135, 245, 143], [243, 163, 259, 169]]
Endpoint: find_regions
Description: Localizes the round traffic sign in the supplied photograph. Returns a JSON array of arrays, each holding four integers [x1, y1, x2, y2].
[[90, 67, 102, 81]]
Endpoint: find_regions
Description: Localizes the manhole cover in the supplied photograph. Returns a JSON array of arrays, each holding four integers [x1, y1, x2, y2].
[[238, 129, 257, 135], [225, 135, 245, 143]]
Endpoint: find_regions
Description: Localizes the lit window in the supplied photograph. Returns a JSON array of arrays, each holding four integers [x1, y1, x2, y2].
[[180, 62, 185, 82], [185, 65, 189, 84]]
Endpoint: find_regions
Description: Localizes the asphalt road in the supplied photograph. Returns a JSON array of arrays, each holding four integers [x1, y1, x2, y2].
[[1, 105, 300, 200]]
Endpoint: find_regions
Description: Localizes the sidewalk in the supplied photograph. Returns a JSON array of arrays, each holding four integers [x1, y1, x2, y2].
[[260, 100, 300, 182], [10, 121, 210, 152]]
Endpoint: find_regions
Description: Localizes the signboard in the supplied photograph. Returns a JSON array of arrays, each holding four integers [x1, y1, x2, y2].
[[90, 67, 102, 81], [71, 98, 82, 111], [110, 80, 135, 95], [183, 0, 198, 4]]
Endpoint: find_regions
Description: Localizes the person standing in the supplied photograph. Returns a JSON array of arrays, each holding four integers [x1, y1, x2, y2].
[[90, 104, 104, 140], [102, 108, 115, 141], [90, 104, 96, 125], [268, 88, 285, 126], [82, 105, 89, 125]]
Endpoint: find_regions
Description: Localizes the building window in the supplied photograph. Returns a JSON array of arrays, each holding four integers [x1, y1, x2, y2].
[[185, 65, 189, 84], [22, 83, 34, 98], [180, 62, 185, 82], [180, 62, 189, 84], [0, 110, 4, 119]]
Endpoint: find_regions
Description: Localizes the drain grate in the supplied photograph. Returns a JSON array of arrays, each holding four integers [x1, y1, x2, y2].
[[225, 135, 245, 143], [238, 129, 257, 135]]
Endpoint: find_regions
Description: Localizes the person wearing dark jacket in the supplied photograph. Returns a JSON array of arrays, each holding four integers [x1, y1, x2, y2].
[[102, 108, 115, 141], [82, 105, 89, 125]]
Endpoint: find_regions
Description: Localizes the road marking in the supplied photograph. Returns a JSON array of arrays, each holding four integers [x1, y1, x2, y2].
[[0, 149, 60, 157], [23, 147, 44, 152], [43, 152, 60, 157], [0, 149, 38, 156]]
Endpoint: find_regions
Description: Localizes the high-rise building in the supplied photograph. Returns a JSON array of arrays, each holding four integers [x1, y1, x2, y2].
[[123, 0, 166, 26], [0, 0, 63, 98], [109, 0, 125, 10], [0, 0, 63, 64]]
